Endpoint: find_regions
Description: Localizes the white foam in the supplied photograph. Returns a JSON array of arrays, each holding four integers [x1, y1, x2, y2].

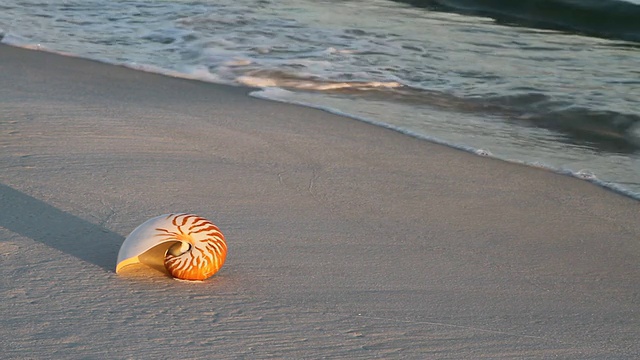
[[575, 169, 597, 180], [223, 58, 253, 67], [237, 75, 402, 91], [474, 149, 493, 157]]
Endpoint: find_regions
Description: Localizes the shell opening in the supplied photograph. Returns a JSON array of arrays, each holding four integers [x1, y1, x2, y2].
[[167, 242, 191, 257]]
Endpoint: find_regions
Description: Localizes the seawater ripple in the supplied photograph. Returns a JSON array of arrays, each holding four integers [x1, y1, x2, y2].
[[0, 0, 638, 197]]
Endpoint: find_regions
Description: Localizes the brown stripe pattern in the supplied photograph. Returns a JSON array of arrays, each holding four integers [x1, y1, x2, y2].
[[154, 213, 227, 281]]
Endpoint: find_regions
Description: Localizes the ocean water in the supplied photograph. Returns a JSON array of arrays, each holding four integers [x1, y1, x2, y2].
[[1, 0, 639, 198]]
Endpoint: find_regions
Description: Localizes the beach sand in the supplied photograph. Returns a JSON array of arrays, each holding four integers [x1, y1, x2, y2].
[[1, 44, 639, 358]]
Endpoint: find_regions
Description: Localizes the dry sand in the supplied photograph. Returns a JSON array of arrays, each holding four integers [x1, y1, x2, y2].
[[1, 44, 639, 359]]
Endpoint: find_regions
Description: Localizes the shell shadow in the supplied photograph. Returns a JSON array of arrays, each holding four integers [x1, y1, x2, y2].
[[0, 183, 123, 272]]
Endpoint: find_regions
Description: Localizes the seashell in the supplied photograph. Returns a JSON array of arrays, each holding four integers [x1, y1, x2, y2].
[[116, 213, 227, 281]]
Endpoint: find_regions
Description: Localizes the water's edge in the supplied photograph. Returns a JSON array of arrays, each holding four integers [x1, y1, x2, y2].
[[3, 43, 638, 201], [250, 87, 640, 201]]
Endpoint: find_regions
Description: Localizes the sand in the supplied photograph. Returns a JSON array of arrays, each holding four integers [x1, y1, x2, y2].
[[1, 44, 639, 359]]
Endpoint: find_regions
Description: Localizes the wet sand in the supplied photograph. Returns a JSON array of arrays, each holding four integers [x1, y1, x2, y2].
[[1, 44, 639, 359]]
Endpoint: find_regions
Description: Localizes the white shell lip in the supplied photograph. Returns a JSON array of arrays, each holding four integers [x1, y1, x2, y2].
[[116, 214, 185, 275]]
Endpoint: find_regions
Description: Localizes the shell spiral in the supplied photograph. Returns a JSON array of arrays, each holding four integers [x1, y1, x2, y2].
[[116, 213, 227, 281], [160, 214, 227, 281]]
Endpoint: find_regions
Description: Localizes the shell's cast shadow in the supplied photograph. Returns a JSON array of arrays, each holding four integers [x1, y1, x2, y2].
[[0, 183, 123, 272]]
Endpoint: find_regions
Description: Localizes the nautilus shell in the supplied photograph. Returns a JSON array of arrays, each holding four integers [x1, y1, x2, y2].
[[116, 213, 227, 281]]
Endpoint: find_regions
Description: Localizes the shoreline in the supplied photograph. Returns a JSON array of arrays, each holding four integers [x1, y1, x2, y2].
[[249, 88, 640, 202], [0, 39, 640, 201], [4, 41, 639, 201], [1, 44, 639, 358]]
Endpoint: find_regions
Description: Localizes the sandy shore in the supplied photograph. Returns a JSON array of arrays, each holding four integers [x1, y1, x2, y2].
[[1, 44, 639, 358]]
